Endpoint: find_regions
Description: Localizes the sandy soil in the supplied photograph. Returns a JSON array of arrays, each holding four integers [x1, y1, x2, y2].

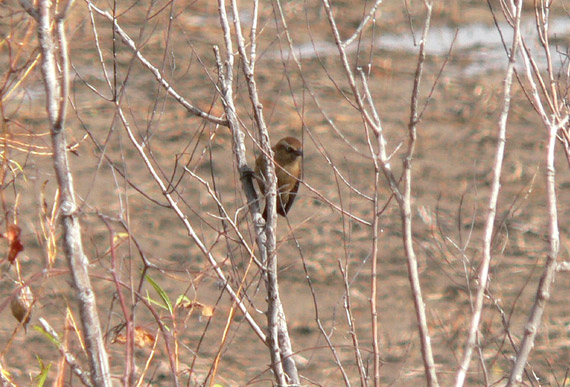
[[1, 0, 570, 385]]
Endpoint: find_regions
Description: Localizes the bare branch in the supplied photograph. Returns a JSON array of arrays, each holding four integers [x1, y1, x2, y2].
[[115, 104, 267, 346], [342, 0, 384, 48], [398, 2, 439, 385], [508, 115, 569, 386], [84, 1, 229, 127], [18, 0, 38, 19], [38, 318, 93, 387], [28, 0, 112, 384], [219, 0, 300, 382], [456, 1, 521, 385], [323, 0, 439, 384]]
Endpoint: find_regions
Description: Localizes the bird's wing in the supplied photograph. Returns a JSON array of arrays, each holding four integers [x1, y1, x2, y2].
[[254, 158, 268, 197], [283, 178, 300, 215]]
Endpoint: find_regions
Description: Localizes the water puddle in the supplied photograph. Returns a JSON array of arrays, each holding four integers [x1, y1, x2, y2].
[[266, 17, 569, 77]]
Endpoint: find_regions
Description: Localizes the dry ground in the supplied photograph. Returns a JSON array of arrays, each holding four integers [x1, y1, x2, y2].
[[1, 0, 570, 385]]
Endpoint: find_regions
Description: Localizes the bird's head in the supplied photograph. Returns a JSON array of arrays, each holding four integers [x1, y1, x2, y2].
[[274, 137, 303, 163]]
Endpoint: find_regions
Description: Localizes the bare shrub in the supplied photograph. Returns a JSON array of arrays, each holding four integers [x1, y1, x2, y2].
[[0, 0, 569, 386]]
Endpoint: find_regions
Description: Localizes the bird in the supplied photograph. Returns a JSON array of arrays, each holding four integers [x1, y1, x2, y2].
[[255, 136, 303, 220]]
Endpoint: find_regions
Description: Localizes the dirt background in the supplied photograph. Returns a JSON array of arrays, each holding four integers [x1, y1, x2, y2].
[[1, 0, 570, 385]]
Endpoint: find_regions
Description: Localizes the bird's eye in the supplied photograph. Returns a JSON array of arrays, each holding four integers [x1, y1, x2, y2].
[[286, 146, 292, 152]]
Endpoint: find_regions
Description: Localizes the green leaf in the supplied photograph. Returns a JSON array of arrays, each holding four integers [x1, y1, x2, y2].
[[34, 355, 51, 387], [175, 294, 191, 308], [145, 275, 173, 314], [33, 325, 60, 346]]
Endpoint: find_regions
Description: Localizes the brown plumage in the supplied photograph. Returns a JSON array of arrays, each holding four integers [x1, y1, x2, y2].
[[255, 137, 303, 220]]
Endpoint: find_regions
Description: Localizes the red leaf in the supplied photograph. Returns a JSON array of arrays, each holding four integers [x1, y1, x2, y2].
[[5, 225, 24, 264]]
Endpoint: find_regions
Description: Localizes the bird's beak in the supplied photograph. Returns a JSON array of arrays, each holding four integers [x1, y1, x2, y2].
[[295, 149, 303, 157]]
